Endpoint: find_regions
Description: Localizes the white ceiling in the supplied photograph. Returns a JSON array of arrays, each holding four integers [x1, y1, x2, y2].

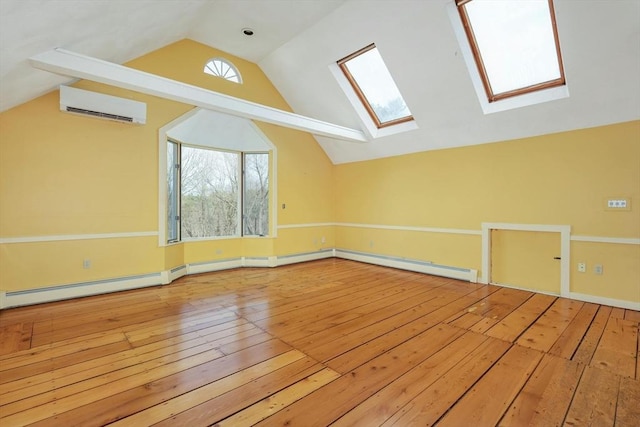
[[1, 0, 639, 164]]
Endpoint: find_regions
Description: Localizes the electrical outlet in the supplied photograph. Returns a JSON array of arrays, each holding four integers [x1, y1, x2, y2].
[[594, 264, 603, 275], [604, 198, 631, 211], [321, 236, 326, 244], [577, 262, 586, 273], [83, 259, 91, 269]]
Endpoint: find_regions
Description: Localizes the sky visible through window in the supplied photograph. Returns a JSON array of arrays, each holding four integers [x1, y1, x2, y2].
[[463, 0, 562, 96], [341, 46, 412, 125]]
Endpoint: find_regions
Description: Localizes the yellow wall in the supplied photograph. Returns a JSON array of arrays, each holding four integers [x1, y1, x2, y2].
[[491, 230, 561, 295], [0, 39, 334, 292], [1, 37, 638, 306], [334, 121, 640, 303]]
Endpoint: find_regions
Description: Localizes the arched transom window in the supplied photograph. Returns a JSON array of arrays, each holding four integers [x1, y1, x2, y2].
[[204, 58, 242, 83]]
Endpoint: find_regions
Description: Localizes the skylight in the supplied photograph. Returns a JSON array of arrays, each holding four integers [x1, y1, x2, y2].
[[338, 44, 413, 128], [204, 58, 242, 83], [457, 0, 565, 102]]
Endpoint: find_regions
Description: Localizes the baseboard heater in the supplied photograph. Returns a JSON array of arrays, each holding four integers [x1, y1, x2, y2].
[[1, 249, 474, 309], [334, 249, 478, 283]]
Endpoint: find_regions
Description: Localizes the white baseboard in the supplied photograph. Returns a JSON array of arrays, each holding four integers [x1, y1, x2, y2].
[[568, 291, 640, 311], [490, 281, 561, 297], [488, 282, 639, 310], [335, 249, 478, 283], [3, 250, 636, 311]]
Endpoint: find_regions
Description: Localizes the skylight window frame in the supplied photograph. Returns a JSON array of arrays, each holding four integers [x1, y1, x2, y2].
[[337, 43, 414, 129], [456, 0, 566, 103]]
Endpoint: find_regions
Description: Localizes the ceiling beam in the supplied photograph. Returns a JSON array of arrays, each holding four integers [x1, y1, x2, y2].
[[30, 48, 368, 143]]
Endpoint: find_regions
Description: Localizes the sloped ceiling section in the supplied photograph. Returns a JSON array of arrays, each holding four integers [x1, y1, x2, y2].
[[0, 0, 209, 111], [0, 0, 345, 112], [1, 0, 639, 164], [259, 0, 640, 163]]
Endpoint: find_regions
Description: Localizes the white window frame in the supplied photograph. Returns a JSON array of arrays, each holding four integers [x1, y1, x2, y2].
[[204, 57, 242, 84], [166, 140, 181, 243], [158, 109, 277, 246]]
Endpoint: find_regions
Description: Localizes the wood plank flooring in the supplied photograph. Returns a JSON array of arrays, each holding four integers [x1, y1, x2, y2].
[[0, 258, 638, 426]]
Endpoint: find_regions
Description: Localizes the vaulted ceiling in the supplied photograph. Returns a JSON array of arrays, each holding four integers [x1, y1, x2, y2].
[[1, 0, 638, 163]]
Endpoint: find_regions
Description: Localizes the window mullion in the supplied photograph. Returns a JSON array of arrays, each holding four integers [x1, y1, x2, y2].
[[238, 153, 244, 237], [166, 140, 181, 243], [175, 144, 182, 242]]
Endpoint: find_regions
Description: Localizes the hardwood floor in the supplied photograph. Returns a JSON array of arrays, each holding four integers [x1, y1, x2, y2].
[[0, 258, 638, 426]]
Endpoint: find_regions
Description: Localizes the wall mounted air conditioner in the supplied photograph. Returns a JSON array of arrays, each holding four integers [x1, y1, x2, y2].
[[59, 85, 146, 124]]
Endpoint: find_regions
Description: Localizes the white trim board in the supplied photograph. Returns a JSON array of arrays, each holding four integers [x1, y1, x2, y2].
[[568, 292, 640, 311], [571, 235, 640, 245], [277, 222, 480, 235], [278, 223, 335, 229], [3, 225, 636, 247], [490, 280, 639, 310], [335, 222, 481, 235], [490, 281, 561, 297], [335, 249, 478, 283], [0, 231, 158, 244], [481, 223, 571, 298], [30, 48, 367, 143]]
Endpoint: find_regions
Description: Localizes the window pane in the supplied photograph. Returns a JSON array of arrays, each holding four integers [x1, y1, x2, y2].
[[243, 153, 269, 236], [464, 0, 562, 95], [181, 146, 239, 238], [204, 58, 242, 83], [341, 46, 412, 125], [167, 141, 179, 242]]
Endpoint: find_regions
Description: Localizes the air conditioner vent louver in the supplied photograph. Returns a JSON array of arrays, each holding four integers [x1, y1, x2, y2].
[[65, 106, 134, 122], [59, 85, 146, 124]]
